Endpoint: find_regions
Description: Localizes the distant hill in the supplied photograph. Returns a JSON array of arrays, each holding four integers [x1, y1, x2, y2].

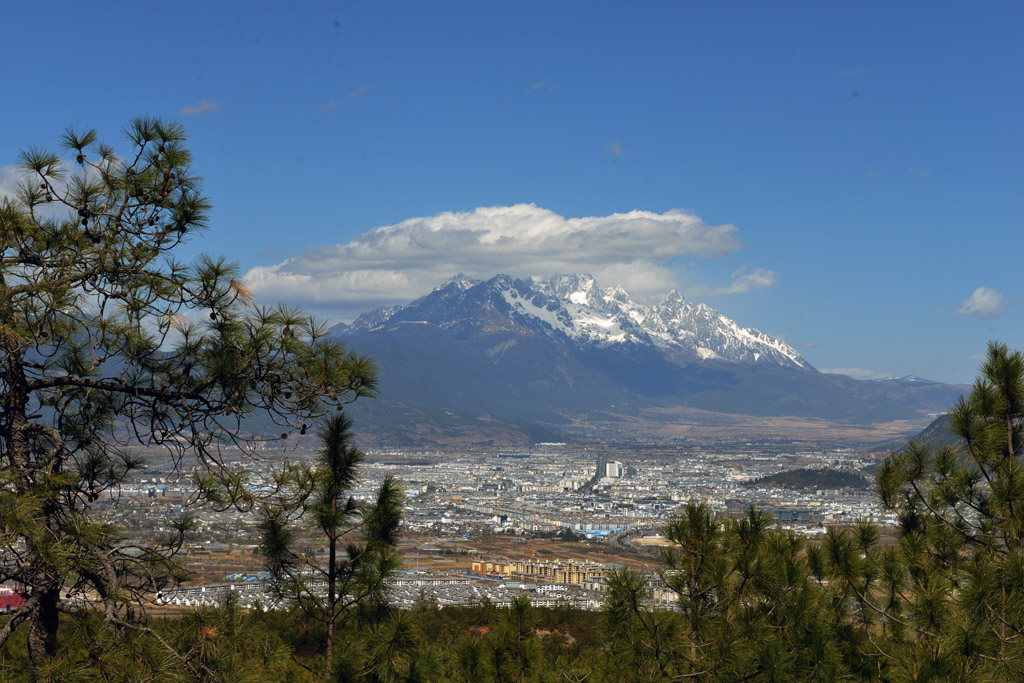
[[745, 468, 871, 491], [882, 413, 961, 453]]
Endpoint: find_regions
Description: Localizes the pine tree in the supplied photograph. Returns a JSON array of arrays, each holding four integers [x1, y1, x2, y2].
[[820, 341, 1024, 680], [0, 119, 377, 667], [605, 502, 847, 681], [258, 413, 402, 677]]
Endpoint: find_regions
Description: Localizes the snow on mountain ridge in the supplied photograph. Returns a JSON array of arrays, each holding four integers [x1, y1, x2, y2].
[[438, 273, 481, 291], [345, 273, 812, 370]]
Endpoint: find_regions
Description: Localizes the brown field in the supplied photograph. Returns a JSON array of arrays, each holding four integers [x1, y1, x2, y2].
[[630, 536, 673, 548], [565, 406, 934, 444], [177, 532, 656, 585], [398, 532, 656, 572]]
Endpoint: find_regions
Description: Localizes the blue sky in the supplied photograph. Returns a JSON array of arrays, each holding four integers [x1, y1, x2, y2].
[[2, 1, 1020, 384]]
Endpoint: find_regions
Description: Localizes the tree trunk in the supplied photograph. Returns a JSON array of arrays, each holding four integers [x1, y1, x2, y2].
[[27, 587, 59, 666], [325, 513, 337, 677]]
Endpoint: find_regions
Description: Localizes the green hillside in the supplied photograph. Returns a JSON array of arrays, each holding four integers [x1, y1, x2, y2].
[[745, 468, 871, 490]]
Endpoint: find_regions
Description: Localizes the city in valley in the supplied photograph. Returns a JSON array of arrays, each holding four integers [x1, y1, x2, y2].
[[104, 438, 890, 612]]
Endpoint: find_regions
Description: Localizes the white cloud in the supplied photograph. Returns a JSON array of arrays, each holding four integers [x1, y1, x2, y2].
[[527, 81, 557, 94], [317, 86, 368, 111], [716, 266, 776, 295], [955, 287, 1007, 319], [528, 81, 561, 95], [0, 164, 21, 200], [180, 99, 221, 116], [243, 203, 744, 318], [687, 265, 776, 298]]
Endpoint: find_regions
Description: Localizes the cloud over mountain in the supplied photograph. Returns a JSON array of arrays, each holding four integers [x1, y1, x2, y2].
[[243, 204, 748, 318]]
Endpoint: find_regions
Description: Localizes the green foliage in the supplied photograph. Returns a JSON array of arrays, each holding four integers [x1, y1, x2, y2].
[[572, 341, 1024, 681], [611, 502, 848, 682], [259, 414, 403, 677], [0, 119, 376, 665], [746, 467, 871, 491], [817, 341, 1024, 680]]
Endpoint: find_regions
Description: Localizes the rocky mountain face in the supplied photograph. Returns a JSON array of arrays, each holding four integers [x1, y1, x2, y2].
[[337, 273, 810, 369], [330, 274, 967, 447]]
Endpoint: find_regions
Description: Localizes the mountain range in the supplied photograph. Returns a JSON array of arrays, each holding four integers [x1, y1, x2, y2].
[[330, 274, 967, 447]]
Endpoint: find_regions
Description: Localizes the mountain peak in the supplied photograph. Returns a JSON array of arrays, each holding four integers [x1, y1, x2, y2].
[[438, 273, 480, 291], [879, 375, 939, 385], [344, 272, 811, 370], [660, 289, 687, 304], [531, 273, 598, 301]]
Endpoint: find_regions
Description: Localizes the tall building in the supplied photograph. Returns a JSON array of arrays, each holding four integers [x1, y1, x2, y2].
[[596, 453, 607, 479], [605, 460, 623, 478]]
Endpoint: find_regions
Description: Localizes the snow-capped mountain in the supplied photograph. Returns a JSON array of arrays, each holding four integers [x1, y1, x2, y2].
[[341, 273, 811, 371], [330, 273, 965, 447]]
